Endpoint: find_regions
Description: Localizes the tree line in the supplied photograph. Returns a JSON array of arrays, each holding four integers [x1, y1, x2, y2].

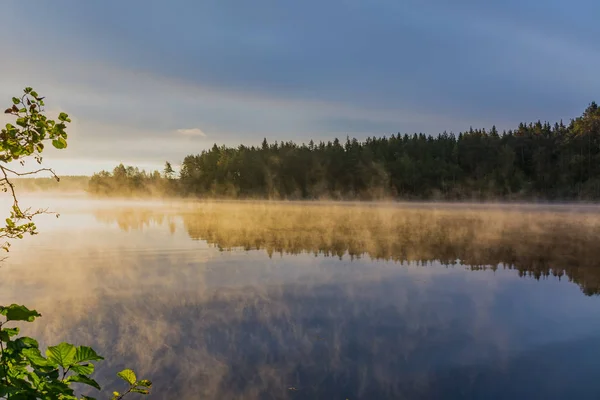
[[88, 102, 600, 200]]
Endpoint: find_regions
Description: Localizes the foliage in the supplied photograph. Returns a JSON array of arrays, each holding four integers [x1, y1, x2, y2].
[[0, 306, 151, 399], [163, 162, 175, 180], [0, 88, 151, 399], [0, 305, 99, 399], [0, 88, 70, 251], [88, 101, 600, 200], [88, 164, 172, 198], [111, 370, 151, 399]]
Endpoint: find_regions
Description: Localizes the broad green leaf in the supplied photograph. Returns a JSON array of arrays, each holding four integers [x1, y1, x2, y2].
[[137, 379, 152, 387], [46, 342, 76, 368], [26, 369, 42, 387], [35, 367, 60, 380], [8, 336, 39, 352], [51, 137, 67, 149], [0, 326, 19, 341], [40, 379, 74, 396], [74, 346, 104, 363], [18, 336, 39, 348], [58, 112, 70, 122], [12, 97, 20, 105], [22, 348, 52, 367], [65, 374, 101, 390], [0, 304, 41, 322], [70, 363, 94, 375], [117, 369, 137, 385], [131, 388, 150, 394]]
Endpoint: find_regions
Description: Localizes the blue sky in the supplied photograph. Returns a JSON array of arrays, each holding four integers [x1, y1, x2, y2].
[[1, 0, 599, 175]]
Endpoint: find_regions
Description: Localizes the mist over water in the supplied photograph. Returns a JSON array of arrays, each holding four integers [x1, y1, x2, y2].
[[2, 196, 600, 399]]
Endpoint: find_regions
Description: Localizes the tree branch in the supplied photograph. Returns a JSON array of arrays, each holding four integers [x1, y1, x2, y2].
[[0, 166, 58, 179], [0, 165, 21, 215]]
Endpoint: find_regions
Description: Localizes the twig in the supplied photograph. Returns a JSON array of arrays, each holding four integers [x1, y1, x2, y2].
[[115, 387, 133, 400], [1, 166, 58, 178], [0, 165, 21, 215]]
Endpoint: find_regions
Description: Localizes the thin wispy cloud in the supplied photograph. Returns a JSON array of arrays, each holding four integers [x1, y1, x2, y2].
[[176, 128, 206, 137]]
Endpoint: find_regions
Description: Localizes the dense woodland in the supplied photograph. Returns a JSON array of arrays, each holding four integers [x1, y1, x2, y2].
[[88, 102, 600, 200]]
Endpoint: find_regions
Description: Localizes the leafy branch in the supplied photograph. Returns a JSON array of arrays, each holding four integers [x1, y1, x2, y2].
[[0, 89, 152, 399], [0, 87, 66, 252]]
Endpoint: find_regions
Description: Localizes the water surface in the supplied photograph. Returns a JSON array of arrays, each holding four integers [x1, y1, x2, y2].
[[2, 197, 600, 399]]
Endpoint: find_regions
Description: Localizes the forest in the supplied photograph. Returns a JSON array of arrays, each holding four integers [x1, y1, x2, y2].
[[88, 102, 600, 200]]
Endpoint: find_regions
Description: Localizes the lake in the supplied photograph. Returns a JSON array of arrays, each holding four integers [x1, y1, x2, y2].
[[2, 197, 600, 399]]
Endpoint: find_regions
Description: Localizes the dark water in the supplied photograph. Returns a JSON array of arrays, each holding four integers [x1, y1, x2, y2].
[[2, 197, 600, 399]]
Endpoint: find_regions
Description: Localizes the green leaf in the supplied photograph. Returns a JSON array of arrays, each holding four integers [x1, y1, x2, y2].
[[131, 388, 150, 394], [46, 342, 76, 368], [0, 304, 41, 322], [19, 336, 39, 348], [51, 136, 67, 149], [70, 363, 94, 375], [137, 380, 152, 387], [39, 379, 74, 396], [22, 348, 52, 367], [58, 112, 70, 122], [65, 374, 101, 390], [0, 385, 21, 398], [12, 97, 20, 105], [0, 326, 19, 340], [74, 346, 104, 363], [117, 369, 136, 385], [26, 369, 42, 388], [7, 336, 39, 351], [36, 367, 60, 379]]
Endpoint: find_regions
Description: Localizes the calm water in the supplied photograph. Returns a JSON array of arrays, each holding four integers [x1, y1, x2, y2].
[[2, 196, 600, 399]]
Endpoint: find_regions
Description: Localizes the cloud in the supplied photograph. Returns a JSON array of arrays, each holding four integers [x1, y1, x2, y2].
[[2, 0, 599, 175], [176, 128, 207, 137]]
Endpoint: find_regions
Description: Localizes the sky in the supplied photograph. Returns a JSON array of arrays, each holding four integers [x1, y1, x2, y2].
[[1, 0, 599, 175]]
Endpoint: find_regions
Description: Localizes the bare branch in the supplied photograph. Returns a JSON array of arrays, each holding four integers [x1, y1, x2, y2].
[[0, 164, 21, 214], [1, 166, 58, 179]]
